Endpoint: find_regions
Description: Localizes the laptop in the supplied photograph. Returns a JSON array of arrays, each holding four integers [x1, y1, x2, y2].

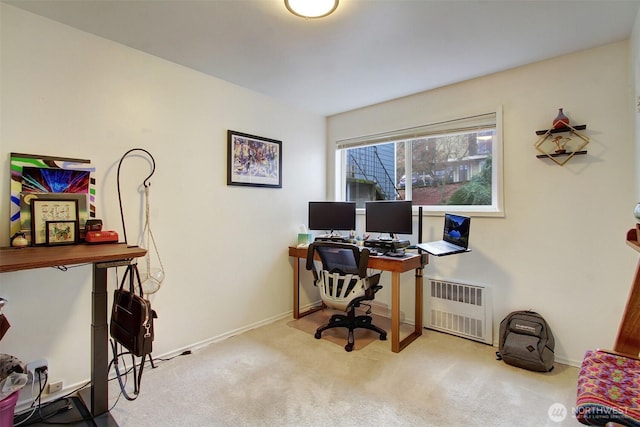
[[417, 213, 471, 256]]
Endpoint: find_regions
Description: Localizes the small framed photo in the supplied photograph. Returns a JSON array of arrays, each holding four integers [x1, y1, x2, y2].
[[227, 130, 282, 188], [46, 220, 79, 245], [30, 198, 79, 245]]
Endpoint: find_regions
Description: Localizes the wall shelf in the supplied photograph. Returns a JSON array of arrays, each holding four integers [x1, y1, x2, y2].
[[534, 124, 589, 166], [535, 150, 587, 159], [535, 124, 587, 135]]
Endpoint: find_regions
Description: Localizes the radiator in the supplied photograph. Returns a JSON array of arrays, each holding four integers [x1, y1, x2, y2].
[[425, 278, 492, 344]]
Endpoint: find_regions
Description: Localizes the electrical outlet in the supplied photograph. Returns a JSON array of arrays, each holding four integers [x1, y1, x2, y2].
[[47, 380, 63, 394], [25, 359, 48, 385]]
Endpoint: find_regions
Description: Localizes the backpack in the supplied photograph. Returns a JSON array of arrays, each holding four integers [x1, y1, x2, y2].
[[496, 310, 555, 372]]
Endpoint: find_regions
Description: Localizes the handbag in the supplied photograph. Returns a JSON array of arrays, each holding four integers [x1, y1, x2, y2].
[[110, 263, 156, 357], [110, 263, 157, 400]]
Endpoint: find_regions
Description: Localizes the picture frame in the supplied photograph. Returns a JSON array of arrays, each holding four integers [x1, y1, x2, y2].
[[19, 192, 89, 240], [30, 198, 79, 245], [227, 130, 282, 188], [10, 152, 95, 237], [45, 220, 79, 246]]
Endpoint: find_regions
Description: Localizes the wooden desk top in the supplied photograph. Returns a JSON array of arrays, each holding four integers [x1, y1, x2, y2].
[[0, 243, 147, 273], [288, 245, 426, 273]]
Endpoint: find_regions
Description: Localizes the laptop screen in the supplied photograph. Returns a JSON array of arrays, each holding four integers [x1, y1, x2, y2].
[[443, 213, 471, 249]]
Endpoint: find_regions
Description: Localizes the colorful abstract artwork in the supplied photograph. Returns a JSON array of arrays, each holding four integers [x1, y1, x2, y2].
[[21, 167, 91, 194], [227, 130, 282, 188], [10, 153, 96, 238]]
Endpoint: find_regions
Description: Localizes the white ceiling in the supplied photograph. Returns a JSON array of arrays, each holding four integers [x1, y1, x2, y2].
[[4, 0, 640, 116]]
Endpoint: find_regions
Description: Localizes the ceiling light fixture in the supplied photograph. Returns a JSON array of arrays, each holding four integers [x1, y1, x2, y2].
[[285, 0, 339, 19]]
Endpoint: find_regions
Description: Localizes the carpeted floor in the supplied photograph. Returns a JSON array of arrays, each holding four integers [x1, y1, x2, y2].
[[287, 308, 411, 351], [109, 312, 582, 426]]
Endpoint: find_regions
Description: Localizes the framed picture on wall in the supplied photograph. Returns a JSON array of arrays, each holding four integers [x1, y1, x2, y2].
[[227, 130, 282, 188], [30, 198, 79, 245]]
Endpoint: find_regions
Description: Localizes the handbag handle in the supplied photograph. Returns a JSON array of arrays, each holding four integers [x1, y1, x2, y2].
[[118, 263, 145, 298]]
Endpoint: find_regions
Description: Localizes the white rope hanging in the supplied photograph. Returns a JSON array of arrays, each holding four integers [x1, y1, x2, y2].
[[140, 185, 165, 294]]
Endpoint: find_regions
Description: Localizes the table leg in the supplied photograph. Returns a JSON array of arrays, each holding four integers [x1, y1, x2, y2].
[[414, 266, 424, 335], [292, 255, 323, 319], [391, 271, 401, 352], [90, 262, 109, 416], [78, 263, 118, 426], [392, 267, 424, 353], [293, 257, 301, 319]]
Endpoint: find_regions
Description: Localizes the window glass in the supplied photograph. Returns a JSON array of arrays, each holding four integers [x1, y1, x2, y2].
[[338, 110, 502, 214]]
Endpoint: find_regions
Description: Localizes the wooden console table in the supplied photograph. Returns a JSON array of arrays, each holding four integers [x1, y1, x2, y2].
[[289, 245, 428, 353], [613, 228, 640, 354], [0, 243, 147, 426]]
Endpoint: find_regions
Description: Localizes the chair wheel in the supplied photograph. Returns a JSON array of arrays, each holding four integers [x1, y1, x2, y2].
[[380, 334, 387, 341], [314, 332, 322, 339], [345, 343, 354, 352]]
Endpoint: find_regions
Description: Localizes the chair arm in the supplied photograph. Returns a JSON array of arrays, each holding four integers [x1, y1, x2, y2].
[[305, 243, 316, 271], [595, 348, 640, 361]]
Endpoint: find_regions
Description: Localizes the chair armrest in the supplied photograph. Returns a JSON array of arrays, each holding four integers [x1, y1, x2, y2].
[[305, 243, 316, 271], [595, 348, 640, 361], [368, 273, 381, 287]]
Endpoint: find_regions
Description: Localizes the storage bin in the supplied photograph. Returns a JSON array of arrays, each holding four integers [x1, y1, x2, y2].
[[0, 391, 19, 427]]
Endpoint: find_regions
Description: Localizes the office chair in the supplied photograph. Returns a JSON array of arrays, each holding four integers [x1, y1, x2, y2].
[[305, 241, 387, 352]]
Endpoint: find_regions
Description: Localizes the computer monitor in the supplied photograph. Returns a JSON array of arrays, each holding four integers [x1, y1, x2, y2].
[[365, 200, 413, 238], [308, 201, 356, 233]]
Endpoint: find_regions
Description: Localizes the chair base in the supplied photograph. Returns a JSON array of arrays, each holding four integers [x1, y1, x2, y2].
[[314, 310, 387, 352]]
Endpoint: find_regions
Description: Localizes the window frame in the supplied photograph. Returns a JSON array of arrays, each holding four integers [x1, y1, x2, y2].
[[335, 106, 504, 217]]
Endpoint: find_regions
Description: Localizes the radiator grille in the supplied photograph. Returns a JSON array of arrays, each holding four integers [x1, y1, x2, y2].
[[426, 279, 492, 344]]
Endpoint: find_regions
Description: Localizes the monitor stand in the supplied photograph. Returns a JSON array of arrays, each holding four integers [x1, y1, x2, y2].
[[385, 248, 407, 258], [315, 231, 352, 243], [315, 235, 350, 243], [377, 233, 395, 241]]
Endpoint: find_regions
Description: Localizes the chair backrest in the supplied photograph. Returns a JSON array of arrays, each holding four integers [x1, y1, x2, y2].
[[305, 242, 372, 312], [305, 241, 369, 278]]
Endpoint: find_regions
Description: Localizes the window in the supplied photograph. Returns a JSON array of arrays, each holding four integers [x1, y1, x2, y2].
[[336, 108, 503, 216]]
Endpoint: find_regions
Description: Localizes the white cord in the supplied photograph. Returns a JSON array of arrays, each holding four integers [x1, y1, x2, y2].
[[13, 373, 41, 426]]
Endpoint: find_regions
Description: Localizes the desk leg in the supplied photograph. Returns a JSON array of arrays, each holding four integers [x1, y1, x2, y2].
[[77, 263, 118, 426], [91, 263, 109, 416], [293, 257, 301, 319], [392, 267, 424, 353], [292, 256, 323, 320], [414, 266, 424, 335], [391, 272, 401, 352]]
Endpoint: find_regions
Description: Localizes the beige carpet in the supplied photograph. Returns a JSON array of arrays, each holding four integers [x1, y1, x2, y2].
[[109, 315, 582, 426]]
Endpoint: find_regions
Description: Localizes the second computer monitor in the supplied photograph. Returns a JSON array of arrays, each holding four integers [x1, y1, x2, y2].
[[308, 201, 356, 233], [365, 200, 413, 238]]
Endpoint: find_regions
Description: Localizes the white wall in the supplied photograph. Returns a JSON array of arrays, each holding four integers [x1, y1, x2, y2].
[[633, 8, 640, 201], [328, 41, 637, 366], [0, 4, 326, 404]]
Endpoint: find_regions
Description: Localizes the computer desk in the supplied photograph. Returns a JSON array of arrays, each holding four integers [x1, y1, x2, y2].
[[288, 245, 428, 353], [0, 243, 147, 426]]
